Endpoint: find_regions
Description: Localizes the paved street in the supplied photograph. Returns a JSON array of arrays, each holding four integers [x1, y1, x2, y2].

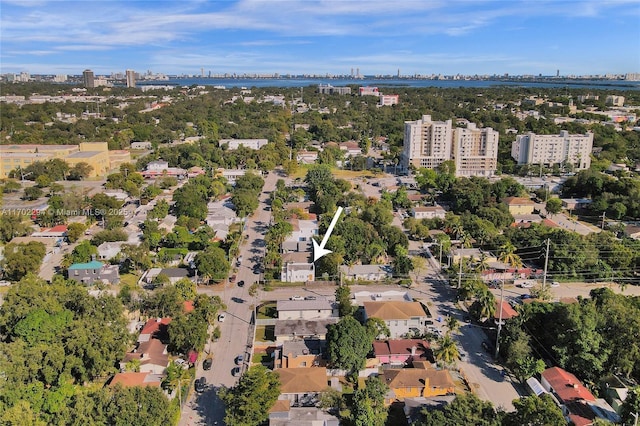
[[179, 171, 279, 426]]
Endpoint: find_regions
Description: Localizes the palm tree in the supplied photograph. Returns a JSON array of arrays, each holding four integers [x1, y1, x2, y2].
[[476, 288, 496, 320], [445, 316, 460, 335], [498, 242, 523, 268], [434, 334, 460, 368]]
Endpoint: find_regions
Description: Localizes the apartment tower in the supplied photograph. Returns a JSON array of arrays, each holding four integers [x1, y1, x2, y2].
[[511, 130, 593, 170], [83, 69, 95, 88], [453, 123, 499, 177], [402, 114, 453, 171], [125, 69, 136, 88]]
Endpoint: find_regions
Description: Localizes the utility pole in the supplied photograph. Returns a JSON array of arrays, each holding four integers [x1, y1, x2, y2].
[[542, 238, 550, 287], [601, 211, 606, 230], [495, 277, 505, 359], [631, 412, 638, 426], [457, 256, 463, 289]]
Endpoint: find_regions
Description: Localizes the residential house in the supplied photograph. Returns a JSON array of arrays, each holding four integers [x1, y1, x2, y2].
[[412, 205, 447, 220], [268, 406, 340, 426], [362, 301, 430, 338], [120, 338, 170, 374], [215, 168, 246, 185], [503, 197, 536, 215], [541, 366, 619, 426], [296, 151, 319, 164], [623, 224, 640, 240], [372, 339, 433, 366], [138, 318, 171, 343], [31, 224, 68, 239], [495, 300, 519, 322], [287, 218, 319, 243], [383, 362, 455, 404], [276, 367, 330, 407], [280, 252, 315, 283], [339, 141, 362, 157], [219, 138, 268, 150], [352, 291, 412, 304], [599, 375, 629, 415], [97, 241, 126, 261], [67, 260, 120, 285], [275, 339, 326, 369], [277, 299, 338, 320], [274, 318, 338, 343], [340, 264, 392, 282], [561, 198, 593, 211], [449, 248, 491, 265], [109, 372, 162, 388], [143, 267, 191, 285]]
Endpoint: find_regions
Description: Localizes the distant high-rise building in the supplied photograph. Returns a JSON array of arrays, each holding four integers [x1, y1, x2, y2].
[[511, 131, 593, 170], [125, 69, 136, 88], [83, 69, 95, 88], [557, 69, 560, 77]]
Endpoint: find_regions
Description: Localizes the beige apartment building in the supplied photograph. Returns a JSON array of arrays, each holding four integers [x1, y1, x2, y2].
[[401, 114, 498, 177], [402, 114, 453, 170], [453, 123, 499, 177], [510, 130, 593, 170]]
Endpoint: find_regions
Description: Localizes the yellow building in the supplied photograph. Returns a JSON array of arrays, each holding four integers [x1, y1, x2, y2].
[[108, 150, 132, 171], [383, 363, 455, 404], [503, 196, 536, 215], [66, 150, 110, 177], [0, 144, 79, 178]]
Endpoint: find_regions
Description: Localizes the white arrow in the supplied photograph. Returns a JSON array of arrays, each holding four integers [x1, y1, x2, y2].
[[312, 206, 343, 262]]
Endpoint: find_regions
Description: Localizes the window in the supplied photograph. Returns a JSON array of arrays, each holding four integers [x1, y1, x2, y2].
[[74, 270, 79, 276], [300, 362, 307, 367]]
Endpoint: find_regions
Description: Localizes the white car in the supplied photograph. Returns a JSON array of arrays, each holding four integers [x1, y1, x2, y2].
[[218, 313, 226, 322], [290, 296, 304, 301], [519, 281, 535, 288], [550, 281, 560, 288]]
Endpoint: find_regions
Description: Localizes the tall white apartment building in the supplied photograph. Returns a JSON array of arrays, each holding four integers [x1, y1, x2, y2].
[[511, 130, 593, 170], [402, 115, 498, 177], [453, 123, 499, 177], [402, 115, 453, 171]]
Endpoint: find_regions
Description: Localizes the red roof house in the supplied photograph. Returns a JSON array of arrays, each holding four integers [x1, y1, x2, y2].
[[494, 300, 519, 321]]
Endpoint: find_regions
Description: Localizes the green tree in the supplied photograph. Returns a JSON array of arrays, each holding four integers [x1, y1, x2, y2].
[[545, 198, 562, 217], [326, 316, 372, 376], [351, 376, 389, 426], [65, 223, 86, 243], [23, 186, 43, 201], [620, 386, 640, 426], [335, 285, 356, 317], [415, 393, 501, 426], [167, 313, 208, 354], [1, 242, 47, 281], [365, 317, 390, 340], [502, 394, 565, 426], [220, 365, 280, 426], [195, 246, 230, 283]]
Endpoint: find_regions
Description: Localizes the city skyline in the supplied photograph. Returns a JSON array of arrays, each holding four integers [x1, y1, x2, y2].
[[1, 0, 639, 77]]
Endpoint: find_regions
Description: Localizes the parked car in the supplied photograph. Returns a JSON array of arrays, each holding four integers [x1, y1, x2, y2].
[[237, 280, 245, 287], [235, 354, 244, 365], [218, 313, 226, 322], [203, 358, 213, 370], [518, 281, 535, 288], [520, 294, 534, 300], [550, 281, 560, 287], [232, 367, 241, 377], [195, 377, 207, 393], [229, 275, 237, 282], [304, 296, 316, 300], [290, 296, 304, 301]]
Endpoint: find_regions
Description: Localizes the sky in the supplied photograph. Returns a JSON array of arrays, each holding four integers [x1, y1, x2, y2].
[[1, 0, 640, 77]]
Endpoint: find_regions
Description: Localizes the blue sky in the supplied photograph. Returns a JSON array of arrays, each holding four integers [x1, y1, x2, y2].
[[1, 0, 639, 77]]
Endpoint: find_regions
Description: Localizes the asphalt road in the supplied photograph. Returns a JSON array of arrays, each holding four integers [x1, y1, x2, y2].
[[179, 170, 280, 426]]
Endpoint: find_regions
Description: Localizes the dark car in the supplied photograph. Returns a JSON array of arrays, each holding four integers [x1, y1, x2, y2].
[[232, 367, 241, 377], [235, 354, 244, 365], [203, 358, 213, 370], [195, 377, 207, 393], [237, 280, 245, 287]]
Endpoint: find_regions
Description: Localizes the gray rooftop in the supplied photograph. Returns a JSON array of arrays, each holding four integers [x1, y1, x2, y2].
[[282, 339, 325, 357], [274, 318, 338, 337], [277, 299, 334, 312]]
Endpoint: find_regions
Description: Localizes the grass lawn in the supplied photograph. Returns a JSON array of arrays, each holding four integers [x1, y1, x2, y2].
[[255, 325, 275, 341], [257, 302, 277, 319], [119, 273, 140, 287], [251, 352, 272, 364]]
